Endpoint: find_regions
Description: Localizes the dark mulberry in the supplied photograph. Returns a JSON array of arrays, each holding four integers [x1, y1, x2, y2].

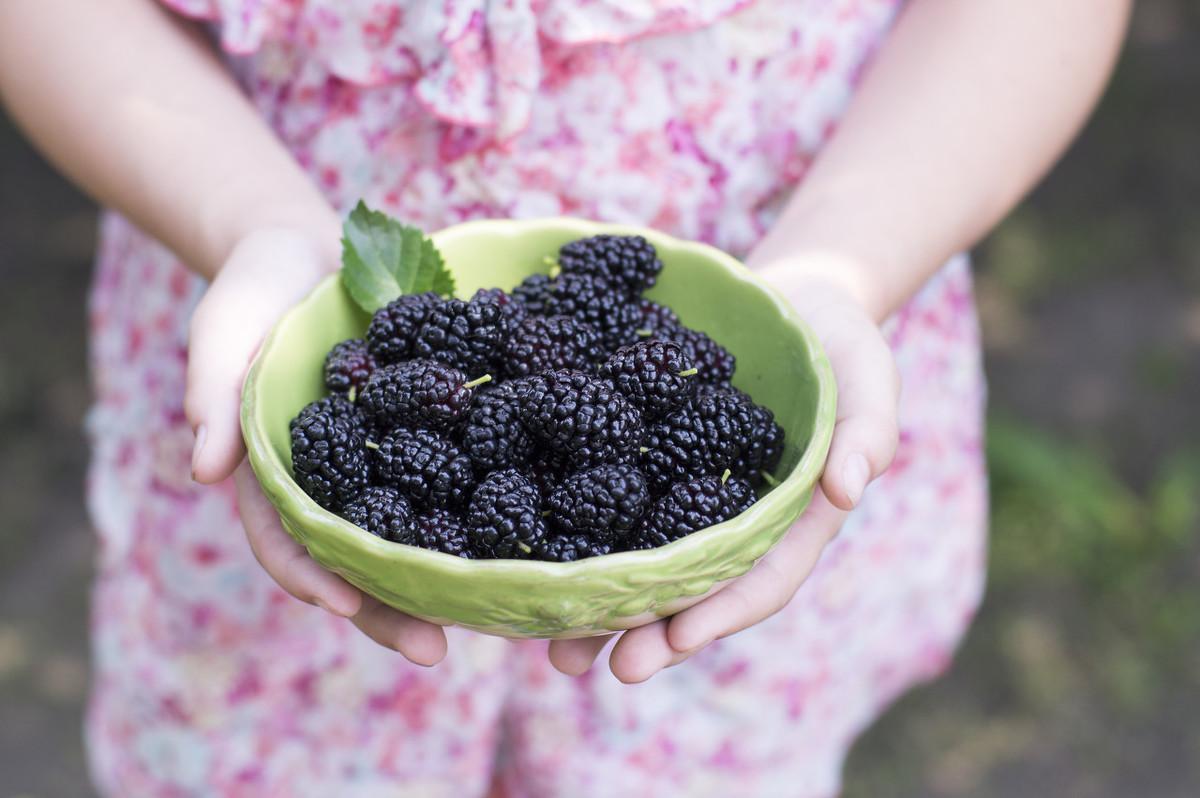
[[323, 338, 377, 397], [547, 463, 649, 545], [290, 394, 362, 432], [373, 427, 476, 510], [472, 287, 528, 326], [543, 274, 641, 351], [536, 534, 612, 562], [525, 447, 569, 499], [290, 408, 369, 511], [627, 475, 755, 550], [598, 339, 697, 419], [709, 386, 785, 483], [511, 273, 554, 315], [635, 299, 680, 337], [639, 388, 760, 493], [557, 234, 662, 295], [341, 486, 415, 543], [461, 378, 538, 472], [359, 359, 480, 431], [366, 292, 443, 364], [661, 326, 736, 384], [413, 509, 473, 558], [414, 296, 512, 375], [466, 469, 548, 559], [519, 370, 644, 469], [503, 315, 604, 377]]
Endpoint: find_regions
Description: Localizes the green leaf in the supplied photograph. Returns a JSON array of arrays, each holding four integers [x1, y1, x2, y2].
[[340, 201, 455, 313]]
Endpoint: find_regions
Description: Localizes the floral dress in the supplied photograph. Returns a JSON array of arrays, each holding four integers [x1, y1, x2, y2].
[[85, 1, 988, 795]]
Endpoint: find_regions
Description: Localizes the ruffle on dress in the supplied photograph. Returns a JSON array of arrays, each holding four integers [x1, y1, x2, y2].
[[158, 0, 753, 140]]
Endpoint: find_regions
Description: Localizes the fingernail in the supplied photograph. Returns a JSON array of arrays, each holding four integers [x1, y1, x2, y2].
[[315, 597, 350, 618], [191, 424, 207, 481], [843, 453, 869, 507]]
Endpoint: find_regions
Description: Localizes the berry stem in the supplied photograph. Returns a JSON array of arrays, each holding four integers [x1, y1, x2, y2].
[[635, 328, 652, 337], [720, 468, 732, 485], [462, 374, 494, 389], [347, 386, 357, 403], [759, 470, 780, 488], [364, 440, 380, 450], [639, 446, 650, 454], [543, 255, 561, 278], [517, 541, 533, 555], [677, 367, 698, 378]]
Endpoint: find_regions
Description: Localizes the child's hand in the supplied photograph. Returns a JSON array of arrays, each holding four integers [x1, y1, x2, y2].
[[547, 265, 899, 682], [186, 227, 449, 667]]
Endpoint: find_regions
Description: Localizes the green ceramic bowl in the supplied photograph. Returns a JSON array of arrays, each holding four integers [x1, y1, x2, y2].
[[241, 218, 836, 638]]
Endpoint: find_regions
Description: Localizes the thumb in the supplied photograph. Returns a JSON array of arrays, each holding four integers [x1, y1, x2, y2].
[[184, 269, 263, 484], [184, 230, 333, 484], [820, 322, 900, 511]]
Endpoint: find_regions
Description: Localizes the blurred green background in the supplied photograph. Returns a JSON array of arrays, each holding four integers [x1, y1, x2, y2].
[[1, 2, 1197, 795]]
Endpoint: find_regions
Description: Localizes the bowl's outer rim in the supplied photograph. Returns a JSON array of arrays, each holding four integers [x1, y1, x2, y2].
[[241, 217, 837, 586]]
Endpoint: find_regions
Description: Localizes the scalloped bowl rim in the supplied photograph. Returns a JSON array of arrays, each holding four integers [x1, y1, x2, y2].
[[242, 218, 836, 589]]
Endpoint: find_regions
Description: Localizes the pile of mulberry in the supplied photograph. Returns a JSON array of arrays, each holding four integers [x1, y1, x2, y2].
[[289, 234, 786, 560]]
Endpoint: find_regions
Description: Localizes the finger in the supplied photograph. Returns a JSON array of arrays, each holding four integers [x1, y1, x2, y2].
[[608, 620, 681, 684], [821, 326, 900, 511], [234, 462, 362, 617], [351, 597, 449, 667], [548, 634, 614, 676], [667, 490, 845, 653]]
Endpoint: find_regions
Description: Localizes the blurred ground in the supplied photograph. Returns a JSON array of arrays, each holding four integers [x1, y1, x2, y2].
[[1, 2, 1197, 795]]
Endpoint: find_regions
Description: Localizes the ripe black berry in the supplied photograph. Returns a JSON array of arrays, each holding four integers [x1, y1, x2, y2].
[[373, 427, 476, 510], [290, 408, 369, 511], [543, 274, 641, 351], [710, 386, 785, 483], [359, 359, 483, 431], [323, 338, 377, 397], [366, 292, 443, 364], [503, 315, 604, 377], [525, 447, 569, 499], [547, 463, 649, 545], [341, 486, 415, 543], [414, 296, 512, 375], [466, 469, 548, 559], [599, 339, 697, 419], [662, 326, 735, 384], [290, 394, 362, 432], [413, 509, 473, 558], [519, 370, 644, 469], [535, 534, 612, 562], [639, 388, 761, 493], [636, 299, 680, 337], [558, 235, 662, 295], [511, 273, 554, 315], [472, 287, 528, 326], [461, 378, 537, 473], [627, 474, 755, 550]]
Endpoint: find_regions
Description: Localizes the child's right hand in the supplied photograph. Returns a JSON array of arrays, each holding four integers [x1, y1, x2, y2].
[[185, 226, 449, 667]]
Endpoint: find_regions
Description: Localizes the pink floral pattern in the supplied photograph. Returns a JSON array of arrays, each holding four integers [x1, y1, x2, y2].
[[86, 1, 988, 795]]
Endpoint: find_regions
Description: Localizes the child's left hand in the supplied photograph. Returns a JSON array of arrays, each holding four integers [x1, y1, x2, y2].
[[547, 263, 900, 682]]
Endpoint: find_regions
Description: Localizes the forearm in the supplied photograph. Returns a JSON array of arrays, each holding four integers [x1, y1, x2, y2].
[[0, 0, 337, 278], [750, 0, 1131, 321]]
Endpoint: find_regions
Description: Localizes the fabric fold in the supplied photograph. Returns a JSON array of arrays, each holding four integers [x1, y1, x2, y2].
[[157, 0, 755, 141]]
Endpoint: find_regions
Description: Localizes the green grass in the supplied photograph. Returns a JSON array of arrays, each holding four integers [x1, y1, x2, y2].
[[843, 418, 1200, 797]]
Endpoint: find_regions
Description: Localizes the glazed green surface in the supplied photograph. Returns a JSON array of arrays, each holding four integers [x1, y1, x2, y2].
[[241, 218, 836, 638]]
